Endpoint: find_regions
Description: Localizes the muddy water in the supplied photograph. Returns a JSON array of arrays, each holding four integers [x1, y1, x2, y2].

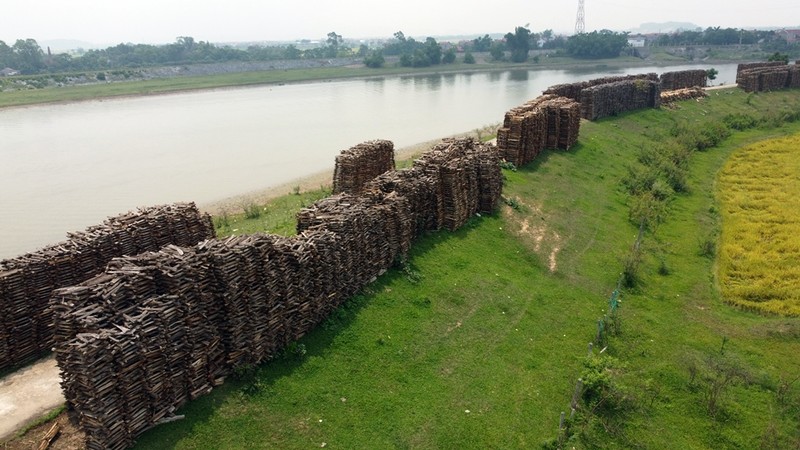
[[0, 63, 737, 258]]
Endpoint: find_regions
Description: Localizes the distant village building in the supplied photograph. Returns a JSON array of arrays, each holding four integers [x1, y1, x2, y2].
[[627, 35, 647, 48], [782, 29, 800, 44], [0, 68, 20, 76]]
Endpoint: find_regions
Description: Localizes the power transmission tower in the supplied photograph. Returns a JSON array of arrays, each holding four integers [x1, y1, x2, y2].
[[575, 0, 586, 34]]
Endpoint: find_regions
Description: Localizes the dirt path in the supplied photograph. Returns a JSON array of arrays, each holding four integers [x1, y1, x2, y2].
[[0, 356, 64, 440]]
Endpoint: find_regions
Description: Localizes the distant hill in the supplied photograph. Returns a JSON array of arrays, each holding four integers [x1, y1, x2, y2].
[[39, 39, 104, 53], [628, 22, 701, 34]]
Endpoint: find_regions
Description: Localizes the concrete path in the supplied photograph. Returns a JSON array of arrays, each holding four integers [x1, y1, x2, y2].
[[0, 356, 64, 439]]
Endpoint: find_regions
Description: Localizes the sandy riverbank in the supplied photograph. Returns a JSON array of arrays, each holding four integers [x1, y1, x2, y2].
[[198, 130, 493, 216]]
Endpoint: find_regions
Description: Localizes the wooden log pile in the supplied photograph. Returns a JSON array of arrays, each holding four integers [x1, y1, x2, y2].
[[659, 70, 707, 91], [580, 80, 661, 121], [364, 168, 439, 236], [660, 87, 708, 104], [496, 95, 581, 166], [544, 73, 659, 101], [332, 140, 396, 194], [52, 137, 503, 449], [736, 61, 787, 85], [790, 66, 800, 89], [738, 65, 797, 92], [413, 138, 502, 230], [0, 203, 214, 372]]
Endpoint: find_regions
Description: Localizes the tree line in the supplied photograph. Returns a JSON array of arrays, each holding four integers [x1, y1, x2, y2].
[[2, 25, 796, 75]]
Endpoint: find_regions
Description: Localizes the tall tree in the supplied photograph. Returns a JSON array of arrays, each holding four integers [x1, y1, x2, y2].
[[12, 39, 45, 73], [504, 26, 531, 62], [326, 31, 343, 58]]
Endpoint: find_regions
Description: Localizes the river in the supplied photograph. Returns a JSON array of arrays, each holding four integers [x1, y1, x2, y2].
[[0, 63, 738, 259]]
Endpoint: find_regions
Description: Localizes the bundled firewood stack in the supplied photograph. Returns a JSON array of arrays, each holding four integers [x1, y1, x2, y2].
[[496, 95, 581, 166], [0, 203, 214, 372], [660, 87, 709, 104], [659, 70, 707, 91], [496, 96, 552, 166], [542, 97, 581, 150], [738, 65, 796, 92], [412, 138, 502, 230], [364, 168, 439, 236], [52, 136, 503, 450], [544, 73, 659, 101], [580, 79, 661, 121], [736, 61, 787, 85], [332, 140, 396, 194], [790, 65, 800, 89]]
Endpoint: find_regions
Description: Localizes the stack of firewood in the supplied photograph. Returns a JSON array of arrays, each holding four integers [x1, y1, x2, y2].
[[52, 136, 504, 450], [544, 73, 658, 101], [496, 96, 581, 166], [580, 80, 661, 121], [736, 61, 787, 85], [738, 66, 795, 92], [659, 70, 707, 91], [0, 203, 214, 372], [332, 140, 396, 194]]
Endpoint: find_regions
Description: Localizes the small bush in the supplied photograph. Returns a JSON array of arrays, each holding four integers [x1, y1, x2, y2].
[[698, 232, 717, 257], [723, 113, 758, 130], [499, 160, 517, 171], [623, 164, 659, 196], [243, 201, 262, 219], [622, 249, 642, 288], [629, 192, 668, 230]]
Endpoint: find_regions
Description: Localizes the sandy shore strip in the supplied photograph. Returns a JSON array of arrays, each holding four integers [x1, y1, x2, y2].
[[199, 129, 496, 216]]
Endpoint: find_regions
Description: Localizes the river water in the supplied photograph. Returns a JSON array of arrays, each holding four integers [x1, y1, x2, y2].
[[0, 63, 738, 259]]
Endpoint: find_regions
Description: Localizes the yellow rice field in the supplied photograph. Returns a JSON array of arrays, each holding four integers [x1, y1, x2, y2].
[[718, 133, 800, 316]]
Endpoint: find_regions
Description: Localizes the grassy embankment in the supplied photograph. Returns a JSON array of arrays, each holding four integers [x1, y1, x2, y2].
[[120, 88, 800, 449], [0, 54, 698, 109]]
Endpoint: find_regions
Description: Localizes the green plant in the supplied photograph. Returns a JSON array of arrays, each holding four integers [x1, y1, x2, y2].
[[499, 160, 518, 171], [723, 113, 758, 130], [242, 201, 262, 219], [698, 232, 717, 257], [503, 195, 522, 211]]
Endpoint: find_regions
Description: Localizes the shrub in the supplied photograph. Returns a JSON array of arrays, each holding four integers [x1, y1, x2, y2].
[[242, 201, 262, 219], [629, 192, 668, 230], [463, 52, 476, 64], [723, 113, 758, 131]]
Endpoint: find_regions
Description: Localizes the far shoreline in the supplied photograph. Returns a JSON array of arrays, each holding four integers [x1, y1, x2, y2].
[[0, 56, 735, 110]]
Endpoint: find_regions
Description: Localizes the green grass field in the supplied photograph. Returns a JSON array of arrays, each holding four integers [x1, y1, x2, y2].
[[121, 88, 800, 449]]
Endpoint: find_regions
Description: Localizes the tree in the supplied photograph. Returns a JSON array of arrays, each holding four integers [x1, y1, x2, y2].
[[768, 52, 789, 63], [489, 41, 505, 61], [364, 50, 385, 68], [12, 39, 45, 73], [442, 48, 456, 64], [566, 30, 629, 59], [472, 34, 493, 52], [706, 68, 718, 83], [423, 37, 442, 65], [504, 26, 531, 62], [325, 31, 343, 58], [463, 51, 476, 64]]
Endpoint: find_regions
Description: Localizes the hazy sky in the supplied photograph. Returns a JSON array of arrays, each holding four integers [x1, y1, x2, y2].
[[2, 0, 799, 46]]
